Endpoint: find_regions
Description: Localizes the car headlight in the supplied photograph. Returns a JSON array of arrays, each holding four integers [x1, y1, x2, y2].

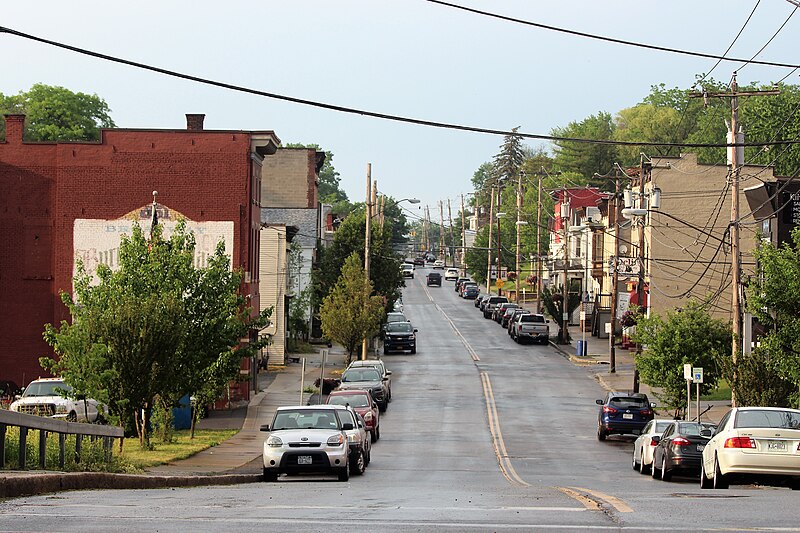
[[363, 411, 373, 422], [266, 435, 283, 448], [347, 433, 359, 443], [55, 405, 68, 414], [327, 434, 345, 446]]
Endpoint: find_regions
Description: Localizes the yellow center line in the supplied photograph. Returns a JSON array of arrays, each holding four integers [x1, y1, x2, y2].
[[569, 486, 634, 513], [555, 487, 602, 512], [481, 372, 529, 487]]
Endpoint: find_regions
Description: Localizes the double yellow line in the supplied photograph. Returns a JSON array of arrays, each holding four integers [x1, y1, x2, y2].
[[480, 371, 529, 487]]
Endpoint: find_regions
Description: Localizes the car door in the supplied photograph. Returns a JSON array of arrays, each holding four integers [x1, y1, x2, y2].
[[702, 410, 732, 474], [654, 423, 675, 466]]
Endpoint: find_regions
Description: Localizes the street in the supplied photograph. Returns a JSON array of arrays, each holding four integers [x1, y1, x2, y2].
[[1, 268, 799, 532]]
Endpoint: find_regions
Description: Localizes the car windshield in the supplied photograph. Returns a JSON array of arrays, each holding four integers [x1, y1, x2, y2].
[[342, 369, 381, 382], [387, 313, 407, 323], [654, 421, 672, 432], [328, 394, 370, 408], [271, 409, 340, 430], [609, 396, 648, 409], [337, 410, 356, 426], [22, 381, 72, 398], [677, 422, 703, 436], [520, 314, 543, 323], [734, 409, 800, 429], [385, 322, 413, 333]]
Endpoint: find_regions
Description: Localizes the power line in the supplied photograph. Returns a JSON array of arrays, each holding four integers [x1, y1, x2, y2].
[[2, 24, 799, 149], [425, 0, 800, 69]]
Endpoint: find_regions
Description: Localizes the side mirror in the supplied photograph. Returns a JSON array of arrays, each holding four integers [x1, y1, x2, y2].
[[341, 422, 354, 431], [546, 320, 550, 324], [700, 429, 713, 438], [651, 435, 661, 444], [14, 394, 22, 400], [260, 424, 270, 432], [382, 377, 389, 381], [414, 329, 418, 333], [373, 403, 379, 410], [595, 399, 604, 405], [650, 402, 657, 408], [386, 370, 392, 375]]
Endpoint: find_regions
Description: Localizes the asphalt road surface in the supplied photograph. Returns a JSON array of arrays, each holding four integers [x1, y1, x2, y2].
[[1, 267, 799, 532]]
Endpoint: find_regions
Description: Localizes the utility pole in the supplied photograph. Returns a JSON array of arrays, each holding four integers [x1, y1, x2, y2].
[[496, 185, 503, 296], [561, 189, 570, 344], [695, 74, 779, 407], [536, 170, 543, 313], [447, 200, 455, 268], [460, 194, 467, 276], [515, 170, 524, 303], [362, 164, 372, 361], [439, 201, 446, 262], [633, 158, 651, 392], [609, 171, 620, 373], [486, 186, 495, 295]]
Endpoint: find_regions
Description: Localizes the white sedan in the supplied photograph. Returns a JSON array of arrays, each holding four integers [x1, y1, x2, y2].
[[700, 406, 800, 490], [632, 419, 673, 475], [444, 268, 459, 281]]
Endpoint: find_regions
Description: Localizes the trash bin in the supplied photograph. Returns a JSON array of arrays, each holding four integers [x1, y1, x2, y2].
[[172, 394, 192, 430], [576, 340, 587, 357]]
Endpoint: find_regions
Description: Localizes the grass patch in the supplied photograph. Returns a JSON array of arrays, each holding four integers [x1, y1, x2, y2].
[[701, 379, 732, 401], [117, 429, 237, 468]]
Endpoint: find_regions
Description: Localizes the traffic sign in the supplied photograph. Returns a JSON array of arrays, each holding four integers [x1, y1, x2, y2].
[[684, 364, 693, 380], [692, 367, 704, 384]]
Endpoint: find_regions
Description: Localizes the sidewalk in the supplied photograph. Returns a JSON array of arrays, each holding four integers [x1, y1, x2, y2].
[[549, 323, 731, 424]]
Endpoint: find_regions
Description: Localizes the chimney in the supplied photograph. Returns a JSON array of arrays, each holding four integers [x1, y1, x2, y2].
[[4, 114, 26, 144], [186, 114, 205, 131]]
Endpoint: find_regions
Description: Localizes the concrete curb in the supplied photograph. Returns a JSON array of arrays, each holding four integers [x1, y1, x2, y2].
[[0, 471, 262, 499]]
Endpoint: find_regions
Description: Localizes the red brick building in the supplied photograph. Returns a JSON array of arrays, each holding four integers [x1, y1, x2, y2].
[[0, 113, 279, 400]]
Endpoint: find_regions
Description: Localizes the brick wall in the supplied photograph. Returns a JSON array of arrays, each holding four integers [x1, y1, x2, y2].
[[261, 148, 319, 208]]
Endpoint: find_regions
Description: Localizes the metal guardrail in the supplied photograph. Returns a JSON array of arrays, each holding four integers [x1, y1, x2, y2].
[[0, 409, 123, 470]]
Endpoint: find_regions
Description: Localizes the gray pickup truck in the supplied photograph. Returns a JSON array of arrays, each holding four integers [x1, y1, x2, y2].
[[510, 313, 550, 344]]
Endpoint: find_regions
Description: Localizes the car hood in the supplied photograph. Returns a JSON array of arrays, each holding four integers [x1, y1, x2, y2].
[[384, 332, 414, 337], [266, 428, 343, 441]]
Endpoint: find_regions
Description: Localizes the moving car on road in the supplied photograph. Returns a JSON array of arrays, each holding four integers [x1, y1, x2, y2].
[[433, 260, 445, 269], [632, 419, 673, 474], [700, 406, 800, 489], [401, 263, 414, 278], [383, 322, 417, 355], [596, 392, 655, 441], [426, 272, 442, 286], [651, 421, 712, 481], [444, 268, 459, 281], [260, 405, 353, 482]]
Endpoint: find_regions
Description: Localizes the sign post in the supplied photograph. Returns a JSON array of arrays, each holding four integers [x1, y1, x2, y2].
[[693, 367, 704, 422], [684, 364, 693, 420]]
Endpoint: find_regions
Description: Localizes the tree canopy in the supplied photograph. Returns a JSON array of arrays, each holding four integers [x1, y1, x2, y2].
[[42, 220, 269, 446], [1, 83, 115, 141]]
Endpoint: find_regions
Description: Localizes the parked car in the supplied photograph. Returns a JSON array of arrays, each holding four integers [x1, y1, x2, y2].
[[482, 296, 509, 319], [331, 405, 370, 476], [498, 305, 520, 327], [9, 378, 106, 423], [475, 294, 487, 308], [401, 263, 414, 278], [393, 298, 404, 313], [260, 405, 353, 481], [433, 260, 445, 269], [506, 309, 530, 334], [493, 303, 518, 323], [651, 421, 712, 481], [700, 407, 800, 490], [459, 282, 478, 297], [348, 359, 392, 402], [0, 379, 21, 408], [596, 392, 655, 441], [337, 368, 389, 411], [455, 277, 471, 293], [326, 389, 381, 442], [510, 313, 550, 344], [444, 268, 460, 281], [632, 419, 673, 474], [383, 321, 417, 356], [462, 285, 480, 299], [426, 272, 442, 286]]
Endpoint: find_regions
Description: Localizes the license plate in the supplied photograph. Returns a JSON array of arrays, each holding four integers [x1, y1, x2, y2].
[[767, 440, 787, 451], [297, 455, 313, 465], [622, 413, 633, 420], [697, 444, 705, 452]]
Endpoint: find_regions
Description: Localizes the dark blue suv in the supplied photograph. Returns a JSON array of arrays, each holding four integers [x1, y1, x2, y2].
[[596, 392, 655, 441]]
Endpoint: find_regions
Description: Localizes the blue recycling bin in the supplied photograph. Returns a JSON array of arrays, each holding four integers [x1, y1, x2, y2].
[[576, 340, 587, 357], [172, 394, 192, 430]]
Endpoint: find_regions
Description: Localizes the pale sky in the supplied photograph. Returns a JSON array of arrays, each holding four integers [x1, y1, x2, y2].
[[2, 1, 797, 217]]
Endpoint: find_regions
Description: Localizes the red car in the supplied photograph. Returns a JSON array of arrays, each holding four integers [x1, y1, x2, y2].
[[326, 389, 381, 442]]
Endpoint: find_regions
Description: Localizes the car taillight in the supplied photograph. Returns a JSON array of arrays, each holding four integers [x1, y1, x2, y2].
[[672, 437, 691, 447], [724, 436, 755, 449], [603, 406, 617, 414], [640, 409, 653, 416]]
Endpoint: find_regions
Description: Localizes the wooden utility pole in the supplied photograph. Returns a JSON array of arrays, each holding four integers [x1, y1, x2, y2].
[[536, 170, 544, 312], [460, 194, 467, 276], [694, 74, 779, 406], [362, 164, 372, 361], [609, 172, 620, 373], [447, 200, 455, 268], [633, 159, 651, 391], [496, 185, 503, 296], [439, 201, 446, 261], [561, 189, 570, 344], [486, 186, 495, 295], [515, 171, 524, 303]]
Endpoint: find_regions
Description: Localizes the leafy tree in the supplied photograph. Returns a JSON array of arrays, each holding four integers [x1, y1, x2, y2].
[[632, 301, 731, 417], [1, 83, 115, 141], [613, 104, 686, 163], [320, 253, 385, 363], [551, 112, 617, 186], [42, 221, 269, 447], [744, 227, 800, 407]]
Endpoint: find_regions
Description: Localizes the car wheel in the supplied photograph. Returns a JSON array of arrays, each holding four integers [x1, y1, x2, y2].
[[350, 450, 366, 476], [661, 455, 672, 481], [700, 459, 713, 489], [375, 425, 380, 441], [67, 411, 77, 423], [94, 412, 106, 425], [640, 449, 651, 475], [263, 468, 278, 482], [597, 426, 606, 441], [632, 452, 640, 471], [713, 456, 729, 489], [379, 402, 387, 413], [371, 429, 378, 443], [410, 347, 416, 354], [651, 452, 661, 479], [337, 466, 350, 482]]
